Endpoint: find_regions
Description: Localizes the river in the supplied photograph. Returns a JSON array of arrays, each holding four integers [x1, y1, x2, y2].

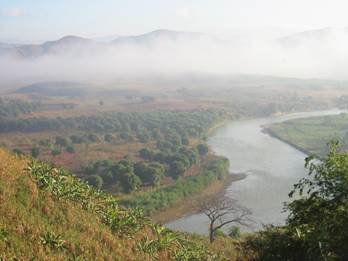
[[166, 109, 345, 234]]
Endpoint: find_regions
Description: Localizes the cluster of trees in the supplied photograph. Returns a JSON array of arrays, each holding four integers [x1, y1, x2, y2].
[[121, 157, 230, 214], [83, 159, 166, 192], [0, 98, 41, 118], [27, 134, 104, 158], [139, 140, 209, 178], [53, 136, 76, 155], [25, 135, 81, 158], [229, 97, 328, 118], [83, 140, 210, 193], [0, 110, 225, 142]]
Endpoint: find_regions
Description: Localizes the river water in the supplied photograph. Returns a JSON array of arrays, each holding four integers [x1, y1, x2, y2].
[[166, 109, 344, 234]]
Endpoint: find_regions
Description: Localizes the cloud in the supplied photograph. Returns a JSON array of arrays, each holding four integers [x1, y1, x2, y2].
[[176, 8, 191, 18], [2, 8, 25, 17]]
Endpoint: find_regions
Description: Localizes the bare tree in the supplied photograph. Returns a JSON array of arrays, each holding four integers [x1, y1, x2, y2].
[[200, 196, 252, 243]]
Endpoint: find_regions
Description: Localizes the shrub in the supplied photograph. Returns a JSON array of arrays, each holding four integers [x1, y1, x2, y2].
[[104, 133, 114, 143], [228, 226, 241, 239], [65, 145, 75, 153], [55, 136, 68, 147], [51, 148, 61, 156], [197, 144, 209, 156], [12, 148, 24, 156], [40, 232, 65, 250], [31, 147, 40, 158]]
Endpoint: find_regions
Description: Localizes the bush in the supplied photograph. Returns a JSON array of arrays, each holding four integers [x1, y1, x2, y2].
[[51, 148, 61, 156], [31, 147, 40, 158], [104, 133, 114, 143], [197, 144, 209, 156], [120, 173, 142, 193], [65, 145, 75, 153], [169, 161, 186, 180], [228, 226, 241, 239], [87, 134, 99, 142], [13, 148, 24, 156], [55, 136, 68, 147], [134, 162, 165, 186]]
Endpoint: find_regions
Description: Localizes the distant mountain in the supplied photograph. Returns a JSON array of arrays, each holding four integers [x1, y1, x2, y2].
[[15, 81, 91, 97], [93, 34, 123, 42], [112, 29, 215, 46], [277, 27, 348, 47], [0, 30, 217, 58], [0, 35, 105, 58]]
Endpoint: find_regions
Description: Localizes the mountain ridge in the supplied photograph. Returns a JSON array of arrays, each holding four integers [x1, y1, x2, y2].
[[0, 29, 214, 58]]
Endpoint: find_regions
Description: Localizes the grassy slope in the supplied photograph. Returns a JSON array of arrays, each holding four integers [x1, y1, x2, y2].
[[0, 149, 246, 260], [266, 113, 348, 156], [0, 149, 148, 260]]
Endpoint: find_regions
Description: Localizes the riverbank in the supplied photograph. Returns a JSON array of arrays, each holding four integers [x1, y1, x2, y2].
[[262, 126, 311, 156], [152, 172, 246, 224]]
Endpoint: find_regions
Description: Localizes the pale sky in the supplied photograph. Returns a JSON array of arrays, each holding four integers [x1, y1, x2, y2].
[[1, 0, 348, 42]]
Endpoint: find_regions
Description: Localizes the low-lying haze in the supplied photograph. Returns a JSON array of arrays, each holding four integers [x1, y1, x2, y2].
[[1, 27, 348, 88]]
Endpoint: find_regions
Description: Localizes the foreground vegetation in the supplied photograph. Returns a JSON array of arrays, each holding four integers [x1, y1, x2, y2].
[[265, 113, 348, 156], [244, 143, 348, 260], [0, 149, 235, 260], [1, 138, 348, 260]]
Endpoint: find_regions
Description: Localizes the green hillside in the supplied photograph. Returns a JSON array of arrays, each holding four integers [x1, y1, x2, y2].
[[0, 149, 238, 260]]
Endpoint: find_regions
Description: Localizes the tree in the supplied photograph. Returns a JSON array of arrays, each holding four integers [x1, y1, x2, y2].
[[39, 139, 50, 147], [51, 148, 61, 156], [55, 136, 68, 147], [228, 226, 241, 239], [85, 175, 103, 189], [13, 148, 24, 156], [104, 134, 114, 143], [139, 148, 153, 160], [134, 162, 165, 186], [200, 196, 251, 243], [70, 135, 83, 144], [181, 136, 189, 146], [197, 144, 209, 156], [285, 142, 348, 260], [65, 145, 75, 153], [31, 147, 40, 158], [169, 161, 186, 180], [87, 134, 99, 142], [121, 173, 142, 193]]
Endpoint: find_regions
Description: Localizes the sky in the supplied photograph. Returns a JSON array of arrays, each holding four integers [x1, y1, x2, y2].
[[1, 0, 348, 42]]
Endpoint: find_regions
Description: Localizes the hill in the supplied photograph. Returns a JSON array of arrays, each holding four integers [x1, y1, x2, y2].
[[0, 36, 104, 58], [277, 27, 348, 47], [112, 29, 214, 46], [0, 149, 240, 260], [0, 30, 216, 59]]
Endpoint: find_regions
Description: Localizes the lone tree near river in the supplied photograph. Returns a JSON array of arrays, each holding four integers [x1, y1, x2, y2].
[[200, 196, 252, 243]]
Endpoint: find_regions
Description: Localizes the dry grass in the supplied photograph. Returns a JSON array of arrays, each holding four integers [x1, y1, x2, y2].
[[0, 149, 151, 260], [0, 149, 253, 260]]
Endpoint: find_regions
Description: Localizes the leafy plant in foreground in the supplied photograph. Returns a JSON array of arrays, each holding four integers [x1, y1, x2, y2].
[[40, 232, 65, 250]]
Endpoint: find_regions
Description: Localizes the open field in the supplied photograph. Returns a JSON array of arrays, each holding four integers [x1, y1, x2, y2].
[[265, 112, 348, 155]]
